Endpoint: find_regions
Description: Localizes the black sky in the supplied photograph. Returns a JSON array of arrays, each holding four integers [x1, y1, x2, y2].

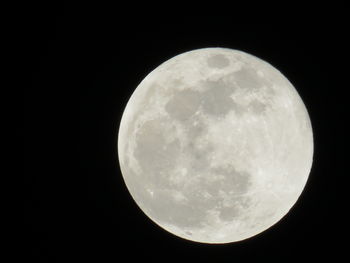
[[26, 8, 346, 262]]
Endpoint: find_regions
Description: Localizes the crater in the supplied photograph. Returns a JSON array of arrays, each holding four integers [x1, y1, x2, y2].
[[207, 54, 230, 69]]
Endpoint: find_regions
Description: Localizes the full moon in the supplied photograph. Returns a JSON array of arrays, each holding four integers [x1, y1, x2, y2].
[[117, 48, 313, 243]]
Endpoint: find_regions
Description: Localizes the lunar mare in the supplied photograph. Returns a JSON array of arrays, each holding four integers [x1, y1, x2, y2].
[[118, 48, 313, 243]]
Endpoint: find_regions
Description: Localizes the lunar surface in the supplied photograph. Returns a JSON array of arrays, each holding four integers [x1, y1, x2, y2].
[[117, 48, 313, 243]]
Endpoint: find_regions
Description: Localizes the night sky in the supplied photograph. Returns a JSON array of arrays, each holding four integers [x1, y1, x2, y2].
[[26, 7, 345, 262]]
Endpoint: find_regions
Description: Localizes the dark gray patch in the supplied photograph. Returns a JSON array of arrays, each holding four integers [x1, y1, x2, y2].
[[219, 206, 239, 221], [207, 166, 251, 196], [134, 119, 180, 180], [185, 187, 219, 212], [249, 99, 267, 114], [147, 189, 207, 228], [201, 79, 236, 116], [165, 90, 201, 121], [185, 231, 193, 236], [122, 162, 207, 229], [186, 140, 214, 174], [124, 84, 159, 163], [234, 67, 265, 90], [231, 101, 246, 116], [188, 146, 212, 173], [120, 164, 153, 213], [239, 197, 251, 209], [207, 54, 230, 69], [186, 121, 206, 139]]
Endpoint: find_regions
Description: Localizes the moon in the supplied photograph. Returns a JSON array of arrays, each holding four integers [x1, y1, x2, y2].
[[117, 48, 313, 243]]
